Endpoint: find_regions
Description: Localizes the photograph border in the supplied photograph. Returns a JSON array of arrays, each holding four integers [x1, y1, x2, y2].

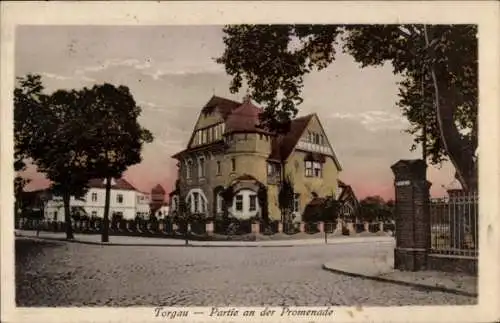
[[1, 1, 499, 322]]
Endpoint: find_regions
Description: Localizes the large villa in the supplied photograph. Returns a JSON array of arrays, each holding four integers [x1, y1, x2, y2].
[[168, 95, 355, 223]]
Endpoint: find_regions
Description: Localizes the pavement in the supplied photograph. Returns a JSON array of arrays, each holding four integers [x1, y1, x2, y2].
[[15, 237, 477, 306], [15, 229, 394, 247], [322, 255, 477, 297], [15, 230, 477, 301]]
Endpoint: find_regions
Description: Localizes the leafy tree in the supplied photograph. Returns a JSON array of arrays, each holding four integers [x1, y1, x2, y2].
[[278, 175, 295, 223], [14, 75, 93, 239], [221, 185, 235, 227], [359, 195, 393, 222], [256, 183, 269, 223], [79, 83, 154, 242], [217, 24, 478, 191], [302, 196, 339, 223]]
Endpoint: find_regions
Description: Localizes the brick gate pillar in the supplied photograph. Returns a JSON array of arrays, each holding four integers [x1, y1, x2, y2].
[[391, 159, 431, 271]]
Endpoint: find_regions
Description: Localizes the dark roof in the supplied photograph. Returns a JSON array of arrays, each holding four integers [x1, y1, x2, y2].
[[233, 174, 259, 182], [202, 95, 242, 120], [269, 114, 314, 161], [88, 178, 137, 191], [224, 100, 266, 134], [151, 184, 166, 194], [337, 183, 360, 209], [172, 141, 224, 159], [174, 96, 342, 168]]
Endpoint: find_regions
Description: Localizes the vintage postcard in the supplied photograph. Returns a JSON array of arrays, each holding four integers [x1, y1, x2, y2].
[[1, 1, 499, 323]]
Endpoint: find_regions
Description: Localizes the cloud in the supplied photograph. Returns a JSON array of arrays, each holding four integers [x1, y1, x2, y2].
[[74, 58, 153, 77], [329, 110, 409, 132], [39, 71, 95, 84], [40, 72, 72, 81], [142, 64, 225, 80]]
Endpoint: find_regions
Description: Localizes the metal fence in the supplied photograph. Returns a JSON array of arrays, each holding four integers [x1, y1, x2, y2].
[[430, 191, 478, 257]]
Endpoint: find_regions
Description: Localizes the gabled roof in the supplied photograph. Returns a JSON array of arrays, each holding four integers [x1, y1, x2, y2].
[[174, 96, 342, 169], [269, 114, 314, 161], [88, 178, 137, 191], [337, 181, 360, 209]]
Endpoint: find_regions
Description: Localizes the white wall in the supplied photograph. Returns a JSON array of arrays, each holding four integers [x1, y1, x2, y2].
[[44, 188, 140, 221], [154, 205, 170, 218], [229, 189, 260, 220]]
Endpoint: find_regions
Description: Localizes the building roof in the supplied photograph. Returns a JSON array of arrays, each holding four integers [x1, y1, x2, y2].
[[224, 100, 267, 134], [269, 114, 314, 161], [202, 95, 242, 120], [88, 178, 137, 191], [151, 184, 166, 194], [173, 96, 342, 168], [337, 181, 360, 209]]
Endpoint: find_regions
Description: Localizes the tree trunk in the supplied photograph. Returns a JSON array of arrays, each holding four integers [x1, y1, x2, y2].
[[424, 25, 478, 192], [63, 191, 74, 240], [102, 176, 112, 242]]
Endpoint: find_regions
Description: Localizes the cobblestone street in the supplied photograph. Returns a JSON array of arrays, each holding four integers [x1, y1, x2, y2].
[[15, 238, 477, 307]]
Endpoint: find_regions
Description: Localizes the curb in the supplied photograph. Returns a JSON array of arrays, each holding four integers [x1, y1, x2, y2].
[[16, 234, 393, 248], [321, 264, 478, 298]]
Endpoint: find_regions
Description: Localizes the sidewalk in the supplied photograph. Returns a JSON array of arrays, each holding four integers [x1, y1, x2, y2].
[[15, 230, 394, 247], [322, 253, 477, 297]]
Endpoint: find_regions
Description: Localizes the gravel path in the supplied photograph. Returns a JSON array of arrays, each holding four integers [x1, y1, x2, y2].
[[15, 238, 477, 307]]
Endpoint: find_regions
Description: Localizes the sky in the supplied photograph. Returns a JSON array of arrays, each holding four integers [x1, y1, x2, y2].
[[15, 25, 457, 199]]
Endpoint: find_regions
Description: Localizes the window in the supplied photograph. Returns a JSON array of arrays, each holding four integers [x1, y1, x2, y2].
[[193, 192, 199, 213], [53, 211, 58, 221], [201, 199, 206, 213], [199, 157, 205, 177], [320, 134, 324, 145], [235, 195, 243, 211], [91, 192, 98, 202], [91, 211, 97, 218], [249, 195, 257, 211], [216, 193, 224, 213], [202, 130, 207, 144], [186, 160, 193, 179], [216, 161, 221, 175], [305, 161, 313, 177], [293, 193, 300, 213], [231, 158, 236, 172], [117, 194, 123, 204], [313, 162, 322, 177], [267, 163, 273, 177]]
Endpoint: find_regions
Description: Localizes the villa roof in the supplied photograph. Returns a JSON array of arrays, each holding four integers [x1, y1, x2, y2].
[[269, 114, 314, 161], [173, 96, 341, 168], [224, 100, 267, 134], [202, 95, 242, 120], [88, 178, 137, 191]]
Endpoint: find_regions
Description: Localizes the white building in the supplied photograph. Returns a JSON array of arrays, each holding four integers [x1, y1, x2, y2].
[[45, 178, 145, 221], [136, 191, 151, 218]]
